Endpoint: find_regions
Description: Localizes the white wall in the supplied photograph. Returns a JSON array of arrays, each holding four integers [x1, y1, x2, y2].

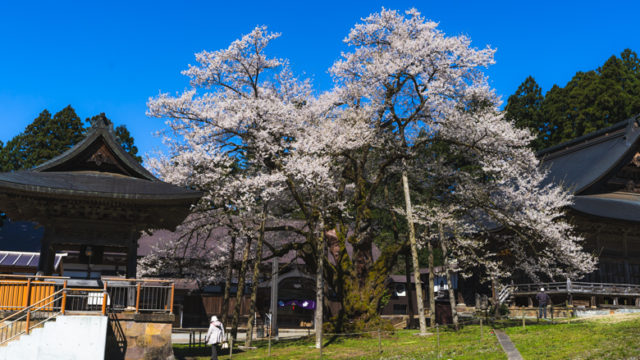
[[0, 315, 108, 360]]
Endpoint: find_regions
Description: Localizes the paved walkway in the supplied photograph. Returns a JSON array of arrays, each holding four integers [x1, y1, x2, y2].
[[493, 329, 524, 360]]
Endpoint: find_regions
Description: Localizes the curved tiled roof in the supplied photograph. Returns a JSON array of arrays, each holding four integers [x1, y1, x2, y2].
[[0, 171, 201, 201], [540, 114, 640, 221]]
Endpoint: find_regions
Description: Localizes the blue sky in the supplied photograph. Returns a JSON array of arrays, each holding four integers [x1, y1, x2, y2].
[[1, 1, 639, 157]]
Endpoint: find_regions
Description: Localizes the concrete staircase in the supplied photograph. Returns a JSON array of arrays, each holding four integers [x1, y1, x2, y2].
[[0, 315, 108, 360]]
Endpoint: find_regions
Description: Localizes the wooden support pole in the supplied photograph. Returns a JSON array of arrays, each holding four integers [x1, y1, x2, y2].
[[25, 310, 31, 335], [61, 280, 67, 315], [169, 283, 175, 314], [135, 283, 141, 314], [101, 281, 108, 315], [24, 279, 32, 307]]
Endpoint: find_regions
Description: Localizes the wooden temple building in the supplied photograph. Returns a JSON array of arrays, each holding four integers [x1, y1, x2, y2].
[[0, 117, 202, 278], [510, 115, 640, 307]]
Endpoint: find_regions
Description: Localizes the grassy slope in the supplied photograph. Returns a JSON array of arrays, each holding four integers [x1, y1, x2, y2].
[[174, 313, 640, 359], [174, 326, 505, 360], [505, 314, 640, 360]]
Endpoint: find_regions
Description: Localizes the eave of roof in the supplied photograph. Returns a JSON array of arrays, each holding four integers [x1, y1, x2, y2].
[[539, 115, 640, 195], [0, 171, 202, 202], [572, 192, 640, 222]]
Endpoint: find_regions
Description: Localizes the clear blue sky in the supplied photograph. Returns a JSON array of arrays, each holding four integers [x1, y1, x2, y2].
[[1, 1, 639, 157]]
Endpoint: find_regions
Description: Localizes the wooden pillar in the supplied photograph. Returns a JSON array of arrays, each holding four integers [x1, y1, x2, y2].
[[635, 297, 640, 307], [613, 297, 619, 306], [591, 296, 596, 308], [126, 233, 138, 308], [623, 234, 631, 284], [37, 230, 56, 276], [528, 297, 533, 307], [126, 237, 138, 279]]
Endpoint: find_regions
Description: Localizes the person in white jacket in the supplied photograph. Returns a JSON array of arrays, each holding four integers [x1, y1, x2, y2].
[[205, 315, 225, 360]]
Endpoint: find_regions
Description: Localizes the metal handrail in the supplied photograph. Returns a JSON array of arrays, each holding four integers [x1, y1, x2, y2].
[[0, 289, 65, 323], [0, 277, 175, 315], [0, 287, 109, 345]]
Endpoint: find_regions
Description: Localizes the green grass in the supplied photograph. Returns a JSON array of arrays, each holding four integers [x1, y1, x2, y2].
[[173, 313, 640, 359], [174, 326, 505, 360], [504, 314, 640, 359]]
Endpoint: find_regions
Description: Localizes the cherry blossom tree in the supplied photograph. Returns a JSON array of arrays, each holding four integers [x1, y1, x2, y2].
[[144, 8, 596, 335], [327, 8, 595, 332]]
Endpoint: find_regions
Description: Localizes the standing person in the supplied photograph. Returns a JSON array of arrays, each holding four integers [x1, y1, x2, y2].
[[536, 288, 551, 319], [205, 315, 225, 360]]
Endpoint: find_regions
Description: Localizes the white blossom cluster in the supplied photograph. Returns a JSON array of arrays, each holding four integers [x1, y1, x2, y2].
[[143, 8, 595, 286]]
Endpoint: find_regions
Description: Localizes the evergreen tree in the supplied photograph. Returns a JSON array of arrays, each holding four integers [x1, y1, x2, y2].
[[0, 107, 142, 172], [0, 106, 84, 171], [504, 76, 547, 150], [506, 49, 640, 149]]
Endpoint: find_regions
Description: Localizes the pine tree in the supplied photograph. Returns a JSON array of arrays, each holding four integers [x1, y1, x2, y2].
[[506, 49, 640, 149], [0, 107, 142, 172], [504, 76, 547, 150]]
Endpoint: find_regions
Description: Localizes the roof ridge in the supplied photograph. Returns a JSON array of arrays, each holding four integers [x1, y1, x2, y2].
[[538, 115, 640, 157]]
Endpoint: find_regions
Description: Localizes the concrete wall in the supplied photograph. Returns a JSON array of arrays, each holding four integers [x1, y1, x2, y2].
[[0, 315, 108, 360], [106, 313, 174, 360]]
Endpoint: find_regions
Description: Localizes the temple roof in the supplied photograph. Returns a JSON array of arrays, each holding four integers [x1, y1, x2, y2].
[[0, 171, 200, 201], [540, 114, 640, 222], [0, 120, 201, 202]]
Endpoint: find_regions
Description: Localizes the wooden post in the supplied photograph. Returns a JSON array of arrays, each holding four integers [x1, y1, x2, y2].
[[268, 324, 272, 357], [528, 297, 533, 308], [402, 167, 428, 334], [480, 319, 483, 340], [436, 325, 440, 359], [135, 283, 141, 313], [169, 283, 175, 314], [24, 279, 32, 308], [61, 280, 67, 315], [378, 326, 382, 353], [25, 309, 31, 335], [101, 281, 108, 315]]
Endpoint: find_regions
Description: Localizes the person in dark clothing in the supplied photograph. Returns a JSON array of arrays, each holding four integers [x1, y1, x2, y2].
[[536, 288, 551, 319]]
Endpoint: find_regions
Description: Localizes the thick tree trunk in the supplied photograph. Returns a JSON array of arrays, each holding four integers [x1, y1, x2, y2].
[[315, 215, 325, 349], [384, 184, 414, 329], [438, 223, 458, 330], [221, 235, 237, 326], [402, 169, 427, 334], [245, 212, 267, 347], [231, 236, 252, 341], [428, 239, 436, 328]]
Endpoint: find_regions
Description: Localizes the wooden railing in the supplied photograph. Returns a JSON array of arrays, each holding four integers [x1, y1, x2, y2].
[[0, 279, 58, 311], [0, 285, 107, 345], [0, 276, 175, 316], [512, 282, 640, 296]]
